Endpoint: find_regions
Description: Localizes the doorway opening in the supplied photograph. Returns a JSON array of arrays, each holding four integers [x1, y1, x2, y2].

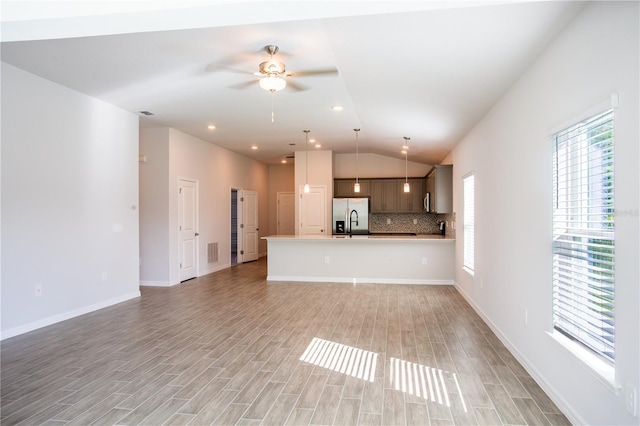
[[231, 189, 238, 266]]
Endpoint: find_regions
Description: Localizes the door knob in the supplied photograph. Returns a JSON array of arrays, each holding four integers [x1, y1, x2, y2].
[[195, 232, 199, 236], [256, 228, 259, 231]]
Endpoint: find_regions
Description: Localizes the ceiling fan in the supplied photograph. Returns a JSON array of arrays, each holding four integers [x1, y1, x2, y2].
[[209, 45, 339, 92]]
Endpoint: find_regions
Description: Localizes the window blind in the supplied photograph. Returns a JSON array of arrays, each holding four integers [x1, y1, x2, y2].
[[552, 109, 615, 362], [463, 174, 475, 271]]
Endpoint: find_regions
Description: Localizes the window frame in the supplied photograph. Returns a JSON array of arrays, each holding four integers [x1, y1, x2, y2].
[[551, 107, 615, 364]]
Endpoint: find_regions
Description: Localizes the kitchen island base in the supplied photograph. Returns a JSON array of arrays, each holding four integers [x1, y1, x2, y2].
[[263, 235, 455, 284]]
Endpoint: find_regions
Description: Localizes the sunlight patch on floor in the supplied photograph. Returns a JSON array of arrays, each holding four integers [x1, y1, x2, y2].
[[389, 357, 468, 412], [299, 337, 377, 382]]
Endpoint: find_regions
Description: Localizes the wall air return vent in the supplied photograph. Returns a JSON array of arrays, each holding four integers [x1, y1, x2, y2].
[[207, 242, 218, 263]]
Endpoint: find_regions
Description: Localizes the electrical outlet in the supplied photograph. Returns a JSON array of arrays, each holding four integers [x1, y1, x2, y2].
[[386, 218, 391, 224], [626, 385, 638, 417], [324, 256, 330, 264], [101, 272, 108, 282], [422, 257, 428, 265], [34, 284, 42, 296], [413, 219, 418, 225]]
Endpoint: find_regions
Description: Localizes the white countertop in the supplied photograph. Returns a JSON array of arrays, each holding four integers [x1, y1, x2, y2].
[[263, 234, 454, 242]]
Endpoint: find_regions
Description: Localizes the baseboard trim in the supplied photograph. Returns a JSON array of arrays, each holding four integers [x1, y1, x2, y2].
[[140, 280, 175, 287], [267, 275, 454, 285], [0, 291, 141, 341], [453, 282, 585, 426], [199, 263, 231, 277]]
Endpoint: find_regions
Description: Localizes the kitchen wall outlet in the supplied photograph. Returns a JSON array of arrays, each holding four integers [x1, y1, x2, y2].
[[625, 385, 638, 417], [34, 284, 42, 296], [421, 257, 428, 265], [386, 218, 391, 224], [452, 221, 456, 230], [413, 219, 418, 225], [324, 256, 330, 264]]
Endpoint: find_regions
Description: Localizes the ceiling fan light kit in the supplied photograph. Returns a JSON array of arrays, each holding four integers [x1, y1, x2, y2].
[[259, 75, 286, 92]]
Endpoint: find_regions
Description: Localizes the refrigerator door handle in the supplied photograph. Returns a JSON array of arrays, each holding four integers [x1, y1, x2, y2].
[[345, 208, 349, 233]]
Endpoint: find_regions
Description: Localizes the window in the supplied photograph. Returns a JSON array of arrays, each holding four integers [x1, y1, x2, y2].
[[463, 174, 475, 272], [552, 109, 615, 362]]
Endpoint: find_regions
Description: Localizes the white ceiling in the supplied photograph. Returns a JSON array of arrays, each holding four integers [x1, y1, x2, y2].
[[0, 1, 586, 165]]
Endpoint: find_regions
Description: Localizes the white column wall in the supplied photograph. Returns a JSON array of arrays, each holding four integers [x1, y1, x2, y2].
[[1, 63, 141, 338], [295, 150, 333, 235], [449, 3, 639, 425]]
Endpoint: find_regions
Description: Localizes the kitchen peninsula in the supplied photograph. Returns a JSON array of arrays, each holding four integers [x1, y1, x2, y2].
[[263, 234, 454, 284]]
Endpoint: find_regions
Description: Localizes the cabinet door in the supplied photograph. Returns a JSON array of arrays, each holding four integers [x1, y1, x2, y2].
[[371, 180, 395, 212], [335, 179, 370, 197], [383, 180, 397, 212], [335, 180, 354, 197], [371, 179, 397, 213], [370, 180, 385, 212], [425, 169, 436, 212], [398, 179, 424, 212], [434, 165, 453, 213]]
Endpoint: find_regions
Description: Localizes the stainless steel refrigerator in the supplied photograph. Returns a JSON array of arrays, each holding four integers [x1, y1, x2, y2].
[[332, 198, 370, 235]]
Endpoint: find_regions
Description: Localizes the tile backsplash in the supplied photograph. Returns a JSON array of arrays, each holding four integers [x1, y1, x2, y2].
[[370, 212, 455, 237]]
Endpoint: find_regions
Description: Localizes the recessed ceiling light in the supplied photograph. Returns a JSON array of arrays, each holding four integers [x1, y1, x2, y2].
[[315, 144, 322, 148], [401, 150, 407, 154], [208, 124, 216, 130], [251, 145, 258, 150], [331, 105, 343, 111], [281, 159, 287, 164], [309, 139, 316, 143]]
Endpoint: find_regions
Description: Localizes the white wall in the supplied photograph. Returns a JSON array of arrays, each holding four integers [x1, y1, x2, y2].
[[139, 127, 269, 285], [139, 128, 170, 285], [1, 63, 141, 338], [449, 3, 639, 425], [334, 152, 432, 178], [295, 150, 333, 235]]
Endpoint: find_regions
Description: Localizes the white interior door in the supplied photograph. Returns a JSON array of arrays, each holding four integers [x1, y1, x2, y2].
[[299, 185, 326, 236], [178, 179, 198, 281], [277, 192, 295, 235], [241, 189, 259, 262]]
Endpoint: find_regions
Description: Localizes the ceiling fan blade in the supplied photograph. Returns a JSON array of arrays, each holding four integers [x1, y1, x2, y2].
[[286, 80, 308, 92], [287, 67, 339, 77], [228, 80, 258, 90]]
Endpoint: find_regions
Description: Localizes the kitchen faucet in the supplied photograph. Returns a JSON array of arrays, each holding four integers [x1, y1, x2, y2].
[[349, 209, 359, 238]]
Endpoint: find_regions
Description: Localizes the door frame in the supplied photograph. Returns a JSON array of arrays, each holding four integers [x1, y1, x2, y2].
[[178, 177, 199, 282], [298, 185, 327, 236], [277, 191, 295, 235]]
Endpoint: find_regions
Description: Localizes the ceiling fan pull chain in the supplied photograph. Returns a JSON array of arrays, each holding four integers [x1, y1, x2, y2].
[[271, 92, 275, 123]]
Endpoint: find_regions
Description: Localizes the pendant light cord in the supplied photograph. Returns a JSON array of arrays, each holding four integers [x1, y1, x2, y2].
[[304, 130, 310, 191], [354, 129, 360, 185]]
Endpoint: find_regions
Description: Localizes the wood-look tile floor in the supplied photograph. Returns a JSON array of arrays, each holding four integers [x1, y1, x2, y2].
[[0, 258, 570, 426]]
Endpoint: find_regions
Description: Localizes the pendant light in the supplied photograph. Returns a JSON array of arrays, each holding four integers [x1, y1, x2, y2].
[[303, 130, 310, 193], [353, 129, 361, 193], [403, 137, 410, 193]]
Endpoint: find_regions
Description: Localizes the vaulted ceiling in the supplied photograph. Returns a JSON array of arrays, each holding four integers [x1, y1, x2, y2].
[[1, 1, 586, 164]]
